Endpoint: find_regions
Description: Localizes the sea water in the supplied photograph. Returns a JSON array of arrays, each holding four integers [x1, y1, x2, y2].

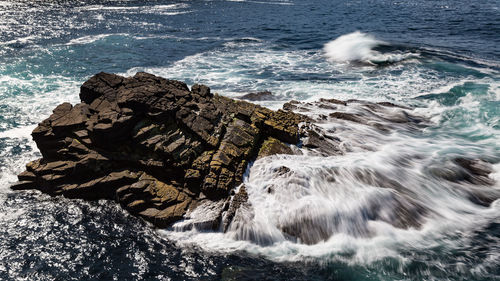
[[0, 0, 498, 280]]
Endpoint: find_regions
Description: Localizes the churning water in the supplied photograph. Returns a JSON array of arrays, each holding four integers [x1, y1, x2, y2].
[[0, 0, 499, 280]]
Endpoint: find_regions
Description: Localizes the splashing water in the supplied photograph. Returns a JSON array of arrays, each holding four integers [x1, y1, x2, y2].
[[1, 0, 499, 279], [166, 95, 500, 277], [323, 31, 416, 64]]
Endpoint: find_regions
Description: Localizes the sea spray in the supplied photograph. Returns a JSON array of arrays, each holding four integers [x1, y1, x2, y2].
[[323, 31, 416, 64], [166, 97, 500, 270], [1, 0, 499, 278]]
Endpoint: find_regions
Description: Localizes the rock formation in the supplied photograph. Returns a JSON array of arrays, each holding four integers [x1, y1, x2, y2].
[[11, 72, 496, 242], [12, 72, 306, 228]]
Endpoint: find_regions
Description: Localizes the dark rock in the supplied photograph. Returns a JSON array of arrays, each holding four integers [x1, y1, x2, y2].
[[257, 137, 294, 159], [11, 180, 36, 190], [376, 101, 410, 109], [454, 158, 493, 179], [223, 185, 250, 231], [329, 112, 364, 123], [12, 72, 307, 229], [319, 98, 347, 106], [237, 91, 275, 101], [429, 158, 494, 186], [282, 100, 302, 112], [273, 166, 290, 176], [301, 126, 342, 156]]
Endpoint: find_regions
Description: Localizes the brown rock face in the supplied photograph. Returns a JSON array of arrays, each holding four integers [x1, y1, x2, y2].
[[12, 72, 306, 229]]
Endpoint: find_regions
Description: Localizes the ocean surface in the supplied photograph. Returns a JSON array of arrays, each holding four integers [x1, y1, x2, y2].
[[0, 0, 499, 280]]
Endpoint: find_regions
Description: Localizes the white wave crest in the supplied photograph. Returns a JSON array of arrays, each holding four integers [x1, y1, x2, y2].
[[324, 31, 414, 64]]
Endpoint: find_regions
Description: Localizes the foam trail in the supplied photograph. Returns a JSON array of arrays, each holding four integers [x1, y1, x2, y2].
[[324, 31, 414, 64]]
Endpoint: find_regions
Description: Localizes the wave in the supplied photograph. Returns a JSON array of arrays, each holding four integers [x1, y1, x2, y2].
[[123, 44, 495, 110], [323, 31, 416, 65], [419, 46, 500, 72]]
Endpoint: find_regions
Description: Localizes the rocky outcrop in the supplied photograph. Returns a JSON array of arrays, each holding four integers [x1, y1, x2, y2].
[[11, 72, 498, 244], [11, 72, 307, 229]]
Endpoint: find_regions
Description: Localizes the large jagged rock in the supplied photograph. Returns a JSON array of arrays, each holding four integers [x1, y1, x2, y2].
[[12, 72, 307, 229]]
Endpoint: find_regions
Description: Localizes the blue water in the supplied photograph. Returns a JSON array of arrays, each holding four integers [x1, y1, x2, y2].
[[0, 0, 499, 280]]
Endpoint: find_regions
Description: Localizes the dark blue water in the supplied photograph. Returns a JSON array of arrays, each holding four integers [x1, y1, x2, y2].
[[0, 0, 499, 280]]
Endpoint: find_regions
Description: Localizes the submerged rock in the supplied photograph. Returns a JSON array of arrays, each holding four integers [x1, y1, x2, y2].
[[12, 72, 306, 229], [237, 91, 276, 101]]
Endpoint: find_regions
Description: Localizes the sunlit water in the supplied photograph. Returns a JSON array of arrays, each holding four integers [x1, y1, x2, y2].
[[0, 0, 499, 280]]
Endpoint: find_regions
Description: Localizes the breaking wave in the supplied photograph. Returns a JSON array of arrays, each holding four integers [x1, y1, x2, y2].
[[324, 31, 416, 65]]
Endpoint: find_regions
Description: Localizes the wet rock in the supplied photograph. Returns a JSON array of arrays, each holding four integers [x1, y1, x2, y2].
[[175, 200, 226, 231], [257, 137, 294, 159], [454, 158, 493, 179], [237, 91, 276, 101], [279, 217, 333, 245], [376, 101, 411, 109], [273, 166, 290, 176], [223, 185, 250, 232], [282, 100, 302, 112], [429, 158, 494, 186], [12, 72, 306, 229], [301, 126, 342, 156], [329, 112, 364, 123], [284, 98, 428, 135], [319, 98, 347, 106]]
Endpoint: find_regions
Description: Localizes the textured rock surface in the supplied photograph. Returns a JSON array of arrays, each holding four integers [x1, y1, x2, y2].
[[12, 72, 307, 229]]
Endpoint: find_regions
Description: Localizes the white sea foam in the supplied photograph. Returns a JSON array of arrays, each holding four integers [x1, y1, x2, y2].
[[0, 73, 81, 190], [324, 31, 416, 64], [123, 41, 491, 111], [0, 35, 39, 46], [66, 33, 129, 45], [81, 4, 187, 11], [159, 79, 499, 264], [0, 125, 36, 139], [163, 125, 499, 264]]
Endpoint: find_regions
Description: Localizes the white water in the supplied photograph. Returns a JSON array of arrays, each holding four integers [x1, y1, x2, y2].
[[121, 34, 500, 264], [324, 31, 416, 64], [0, 27, 498, 272], [165, 96, 500, 264], [124, 34, 498, 114]]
